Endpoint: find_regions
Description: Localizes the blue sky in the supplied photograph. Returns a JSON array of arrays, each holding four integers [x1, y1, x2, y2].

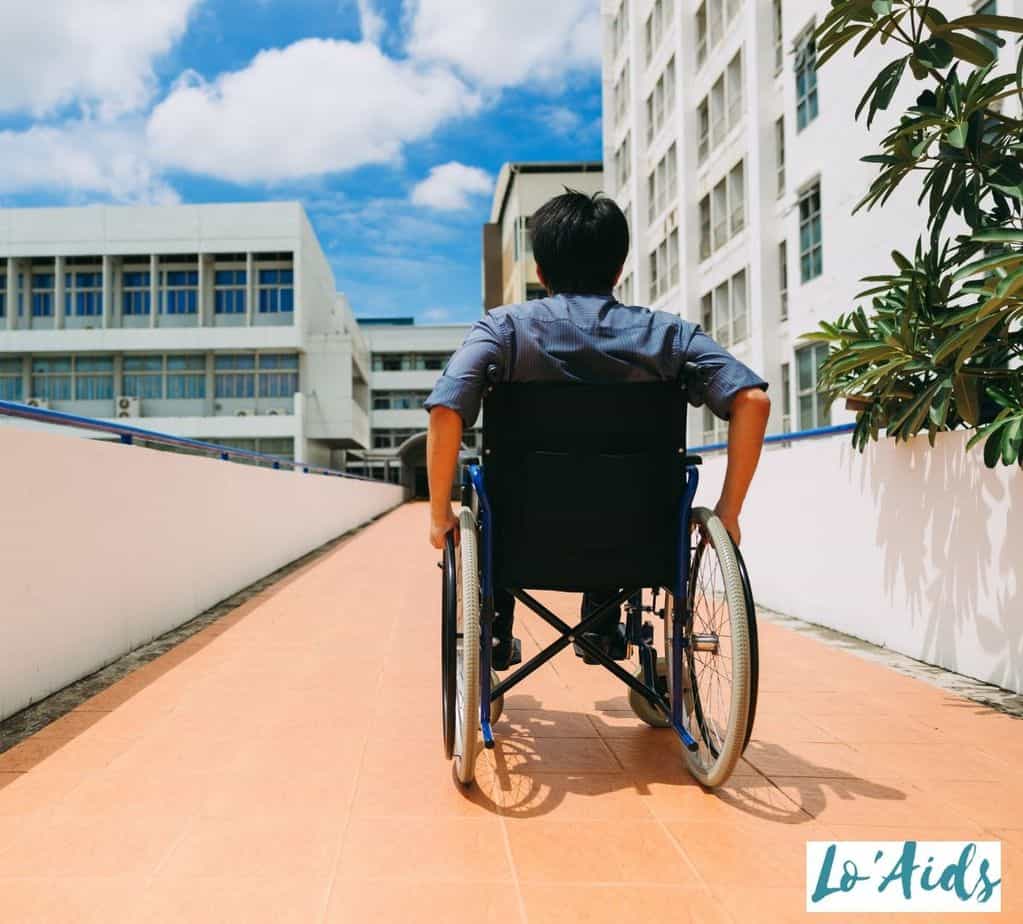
[[0, 0, 603, 323]]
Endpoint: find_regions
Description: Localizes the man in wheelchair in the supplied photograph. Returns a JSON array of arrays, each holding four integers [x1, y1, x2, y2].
[[425, 190, 770, 675]]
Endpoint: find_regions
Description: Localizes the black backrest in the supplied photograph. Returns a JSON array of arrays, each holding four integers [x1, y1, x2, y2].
[[482, 383, 686, 592]]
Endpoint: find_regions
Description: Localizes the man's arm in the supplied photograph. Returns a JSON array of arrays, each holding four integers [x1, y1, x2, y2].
[[427, 406, 464, 549], [715, 387, 771, 545]]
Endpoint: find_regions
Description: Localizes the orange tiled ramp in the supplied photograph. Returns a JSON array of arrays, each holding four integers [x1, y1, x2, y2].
[[0, 502, 1019, 922]]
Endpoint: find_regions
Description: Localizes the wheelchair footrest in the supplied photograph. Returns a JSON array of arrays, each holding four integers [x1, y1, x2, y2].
[[492, 637, 522, 670]]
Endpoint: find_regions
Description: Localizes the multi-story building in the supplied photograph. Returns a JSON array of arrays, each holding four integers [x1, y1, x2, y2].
[[601, 0, 975, 446], [344, 318, 475, 497], [483, 162, 604, 311], [0, 202, 370, 466]]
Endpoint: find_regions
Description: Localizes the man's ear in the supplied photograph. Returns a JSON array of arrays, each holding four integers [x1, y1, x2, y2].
[[611, 264, 625, 288], [536, 264, 553, 295]]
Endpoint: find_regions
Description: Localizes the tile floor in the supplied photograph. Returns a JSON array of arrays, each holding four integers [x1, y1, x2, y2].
[[0, 503, 1018, 922]]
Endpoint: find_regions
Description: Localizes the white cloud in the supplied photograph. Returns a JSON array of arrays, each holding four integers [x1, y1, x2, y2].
[[0, 120, 177, 204], [357, 0, 386, 44], [411, 162, 491, 211], [404, 0, 600, 89], [422, 307, 452, 322], [147, 39, 479, 183], [0, 0, 200, 119]]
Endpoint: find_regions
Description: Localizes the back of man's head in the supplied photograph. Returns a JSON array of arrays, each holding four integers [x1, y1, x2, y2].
[[531, 189, 630, 296]]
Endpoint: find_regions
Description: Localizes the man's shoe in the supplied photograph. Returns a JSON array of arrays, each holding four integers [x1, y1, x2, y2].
[[492, 635, 522, 671], [573, 623, 628, 664]]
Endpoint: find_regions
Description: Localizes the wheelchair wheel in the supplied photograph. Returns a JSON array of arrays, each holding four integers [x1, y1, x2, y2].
[[629, 658, 671, 728], [682, 507, 754, 788], [453, 507, 481, 785]]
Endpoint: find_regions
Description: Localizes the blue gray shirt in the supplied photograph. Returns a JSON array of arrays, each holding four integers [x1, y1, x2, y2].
[[424, 292, 768, 427]]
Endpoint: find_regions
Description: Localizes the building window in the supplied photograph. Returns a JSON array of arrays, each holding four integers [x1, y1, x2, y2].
[[162, 270, 198, 315], [66, 272, 103, 317], [0, 272, 6, 318], [648, 250, 660, 302], [167, 355, 206, 398], [74, 356, 114, 400], [615, 132, 632, 190], [699, 196, 712, 260], [29, 273, 54, 318], [701, 269, 750, 349], [773, 0, 784, 73], [781, 362, 792, 433], [731, 269, 748, 342], [697, 98, 710, 164], [710, 76, 726, 147], [796, 343, 829, 429], [775, 117, 786, 197], [799, 182, 823, 282], [647, 143, 678, 225], [709, 0, 723, 47], [729, 161, 745, 236], [258, 354, 299, 398], [644, 0, 674, 64], [0, 357, 22, 401], [214, 354, 254, 398], [613, 63, 631, 126], [31, 357, 72, 401], [610, 1, 629, 59], [616, 272, 634, 305], [214, 270, 247, 315], [123, 272, 152, 316], [703, 404, 728, 444], [795, 25, 819, 131], [372, 391, 431, 410], [695, 2, 707, 67], [779, 241, 789, 320], [726, 52, 743, 128], [712, 179, 728, 250], [122, 355, 163, 398], [668, 228, 680, 288], [258, 269, 294, 314]]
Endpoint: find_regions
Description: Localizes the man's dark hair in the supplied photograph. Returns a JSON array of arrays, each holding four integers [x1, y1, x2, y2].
[[530, 189, 630, 295]]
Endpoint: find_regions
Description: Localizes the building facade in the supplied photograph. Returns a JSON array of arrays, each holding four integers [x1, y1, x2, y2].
[[483, 162, 605, 311], [601, 0, 1001, 447], [343, 318, 475, 497], [0, 202, 370, 467]]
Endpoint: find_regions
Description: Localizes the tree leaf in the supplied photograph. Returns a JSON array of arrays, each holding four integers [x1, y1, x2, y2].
[[947, 122, 968, 148], [953, 372, 982, 426], [984, 426, 1004, 466], [1002, 417, 1023, 465], [941, 14, 1023, 34]]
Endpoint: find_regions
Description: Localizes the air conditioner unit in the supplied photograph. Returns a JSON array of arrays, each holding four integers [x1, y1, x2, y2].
[[235, 408, 256, 417], [267, 408, 281, 416], [115, 395, 140, 418], [25, 397, 49, 409]]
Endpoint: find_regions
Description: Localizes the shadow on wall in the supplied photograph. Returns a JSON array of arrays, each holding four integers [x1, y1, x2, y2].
[[858, 432, 1022, 692]]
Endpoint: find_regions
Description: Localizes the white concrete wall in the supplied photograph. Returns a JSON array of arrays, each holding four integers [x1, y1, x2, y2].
[[697, 429, 1022, 693], [0, 427, 403, 721]]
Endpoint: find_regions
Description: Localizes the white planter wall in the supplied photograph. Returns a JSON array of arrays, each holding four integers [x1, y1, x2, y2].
[[0, 428, 403, 720], [697, 429, 1022, 693]]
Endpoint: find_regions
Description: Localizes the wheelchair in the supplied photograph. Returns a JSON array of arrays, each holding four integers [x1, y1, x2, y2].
[[441, 381, 759, 788]]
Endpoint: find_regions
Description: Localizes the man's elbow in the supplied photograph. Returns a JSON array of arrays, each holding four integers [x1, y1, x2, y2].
[[733, 387, 771, 419]]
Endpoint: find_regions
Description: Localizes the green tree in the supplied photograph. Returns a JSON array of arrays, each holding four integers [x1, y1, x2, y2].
[[806, 0, 1023, 466]]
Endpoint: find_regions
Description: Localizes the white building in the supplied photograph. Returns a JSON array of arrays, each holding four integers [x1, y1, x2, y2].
[[0, 202, 370, 466], [601, 0, 1002, 447], [344, 318, 475, 497]]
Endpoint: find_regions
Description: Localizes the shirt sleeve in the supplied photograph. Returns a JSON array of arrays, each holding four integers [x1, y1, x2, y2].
[[680, 324, 768, 420], [423, 314, 506, 427]]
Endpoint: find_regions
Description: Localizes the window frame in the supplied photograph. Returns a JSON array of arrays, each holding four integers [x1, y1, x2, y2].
[[798, 181, 823, 282]]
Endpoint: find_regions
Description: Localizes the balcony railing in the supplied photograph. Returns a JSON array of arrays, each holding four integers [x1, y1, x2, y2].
[[691, 422, 857, 455]]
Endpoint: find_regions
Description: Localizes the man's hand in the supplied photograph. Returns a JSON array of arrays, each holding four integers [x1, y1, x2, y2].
[[430, 506, 459, 550], [714, 503, 741, 546]]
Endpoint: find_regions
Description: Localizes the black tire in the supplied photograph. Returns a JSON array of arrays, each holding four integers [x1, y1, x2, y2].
[[441, 531, 457, 760], [732, 541, 759, 752]]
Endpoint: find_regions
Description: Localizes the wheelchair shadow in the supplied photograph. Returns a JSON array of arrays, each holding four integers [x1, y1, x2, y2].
[[465, 694, 908, 826]]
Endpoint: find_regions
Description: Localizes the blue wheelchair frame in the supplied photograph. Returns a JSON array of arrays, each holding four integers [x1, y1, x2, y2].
[[464, 460, 703, 754]]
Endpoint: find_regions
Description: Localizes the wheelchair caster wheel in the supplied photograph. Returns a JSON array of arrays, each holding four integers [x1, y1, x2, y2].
[[629, 658, 671, 728]]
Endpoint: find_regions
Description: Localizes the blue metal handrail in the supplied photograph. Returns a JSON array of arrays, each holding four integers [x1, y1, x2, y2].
[[690, 422, 857, 455], [0, 399, 376, 481]]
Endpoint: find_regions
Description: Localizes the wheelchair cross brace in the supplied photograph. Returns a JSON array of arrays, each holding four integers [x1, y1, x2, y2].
[[468, 463, 702, 754]]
